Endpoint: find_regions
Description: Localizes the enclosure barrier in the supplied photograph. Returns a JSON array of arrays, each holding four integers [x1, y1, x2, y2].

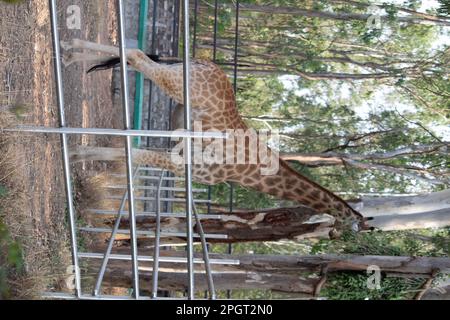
[[5, 0, 244, 300]]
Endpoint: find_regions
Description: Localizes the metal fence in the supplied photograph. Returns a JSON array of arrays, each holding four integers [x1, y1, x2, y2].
[[7, 0, 243, 300], [1, 0, 243, 299]]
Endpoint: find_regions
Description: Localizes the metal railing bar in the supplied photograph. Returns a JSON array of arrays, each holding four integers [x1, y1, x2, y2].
[[41, 292, 189, 300], [132, 0, 149, 147], [145, 0, 159, 148], [116, 0, 140, 299], [78, 252, 239, 265], [48, 0, 81, 298], [182, 0, 195, 300], [213, 0, 219, 62], [112, 174, 185, 181], [87, 209, 223, 220], [4, 126, 227, 139], [92, 166, 141, 296], [78, 227, 228, 240], [107, 195, 212, 203], [192, 0, 199, 58], [105, 185, 208, 193], [151, 170, 165, 298], [233, 0, 240, 92], [228, 0, 240, 300], [192, 195, 216, 299]]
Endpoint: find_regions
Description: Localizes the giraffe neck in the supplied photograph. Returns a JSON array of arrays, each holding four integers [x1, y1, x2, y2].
[[226, 159, 364, 229]]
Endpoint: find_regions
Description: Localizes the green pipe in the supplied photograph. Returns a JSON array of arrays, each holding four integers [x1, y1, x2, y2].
[[133, 0, 149, 147]]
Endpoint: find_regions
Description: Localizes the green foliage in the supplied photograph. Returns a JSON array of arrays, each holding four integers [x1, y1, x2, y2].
[[437, 0, 450, 15], [0, 184, 8, 198], [309, 229, 448, 300], [0, 220, 24, 299], [310, 229, 450, 257], [323, 272, 423, 300], [0, 0, 24, 4]]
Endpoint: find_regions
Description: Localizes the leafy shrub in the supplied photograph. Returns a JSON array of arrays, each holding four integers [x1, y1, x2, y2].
[[0, 220, 24, 299]]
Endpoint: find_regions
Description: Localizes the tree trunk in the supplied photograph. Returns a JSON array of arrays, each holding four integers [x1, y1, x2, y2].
[[92, 251, 450, 294], [352, 189, 450, 216], [349, 190, 450, 230], [369, 209, 450, 231], [422, 285, 450, 300], [93, 190, 450, 242], [95, 206, 336, 242], [280, 145, 448, 185]]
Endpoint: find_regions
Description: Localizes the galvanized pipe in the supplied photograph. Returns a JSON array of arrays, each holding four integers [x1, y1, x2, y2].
[[4, 126, 226, 139], [192, 198, 216, 299], [48, 0, 81, 298], [78, 227, 228, 240], [105, 185, 208, 193], [87, 209, 223, 220], [42, 292, 189, 300], [107, 195, 212, 203], [92, 166, 140, 296], [78, 252, 239, 265], [151, 170, 165, 298], [181, 0, 195, 300], [117, 0, 140, 299]]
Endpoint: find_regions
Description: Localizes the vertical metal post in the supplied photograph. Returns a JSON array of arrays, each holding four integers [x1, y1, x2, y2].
[[227, 183, 233, 299], [117, 0, 140, 299], [172, 0, 180, 58], [133, 0, 149, 147], [192, 0, 199, 58], [144, 0, 159, 214], [146, 0, 159, 148], [48, 0, 82, 298], [192, 198, 216, 299], [233, 1, 240, 92], [151, 170, 165, 298], [213, 0, 219, 62], [92, 166, 140, 296], [228, 0, 239, 300], [182, 0, 195, 300]]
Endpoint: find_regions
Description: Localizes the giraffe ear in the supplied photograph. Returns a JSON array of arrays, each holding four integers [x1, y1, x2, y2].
[[328, 229, 341, 239]]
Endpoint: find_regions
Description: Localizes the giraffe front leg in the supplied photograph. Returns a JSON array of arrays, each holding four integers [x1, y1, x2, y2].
[[60, 39, 121, 56], [62, 52, 111, 67]]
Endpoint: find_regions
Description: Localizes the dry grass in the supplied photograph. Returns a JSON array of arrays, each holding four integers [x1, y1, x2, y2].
[[0, 110, 72, 299], [74, 164, 148, 232]]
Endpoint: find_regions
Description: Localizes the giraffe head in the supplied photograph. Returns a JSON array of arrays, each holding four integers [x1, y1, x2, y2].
[[329, 205, 372, 233]]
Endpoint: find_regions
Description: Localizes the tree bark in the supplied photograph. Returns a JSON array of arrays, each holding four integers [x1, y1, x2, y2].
[[93, 251, 450, 294], [280, 144, 449, 185], [280, 144, 448, 166], [95, 206, 336, 242], [369, 209, 450, 231], [353, 189, 450, 217], [93, 190, 450, 241], [421, 284, 450, 300]]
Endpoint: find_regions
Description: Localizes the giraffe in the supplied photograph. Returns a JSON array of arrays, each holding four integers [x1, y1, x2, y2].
[[62, 39, 370, 232]]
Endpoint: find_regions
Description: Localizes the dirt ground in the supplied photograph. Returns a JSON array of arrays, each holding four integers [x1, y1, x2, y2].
[[0, 0, 179, 298], [0, 0, 122, 297]]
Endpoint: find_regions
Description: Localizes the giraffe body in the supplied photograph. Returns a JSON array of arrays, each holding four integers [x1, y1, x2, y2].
[[63, 39, 367, 231]]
